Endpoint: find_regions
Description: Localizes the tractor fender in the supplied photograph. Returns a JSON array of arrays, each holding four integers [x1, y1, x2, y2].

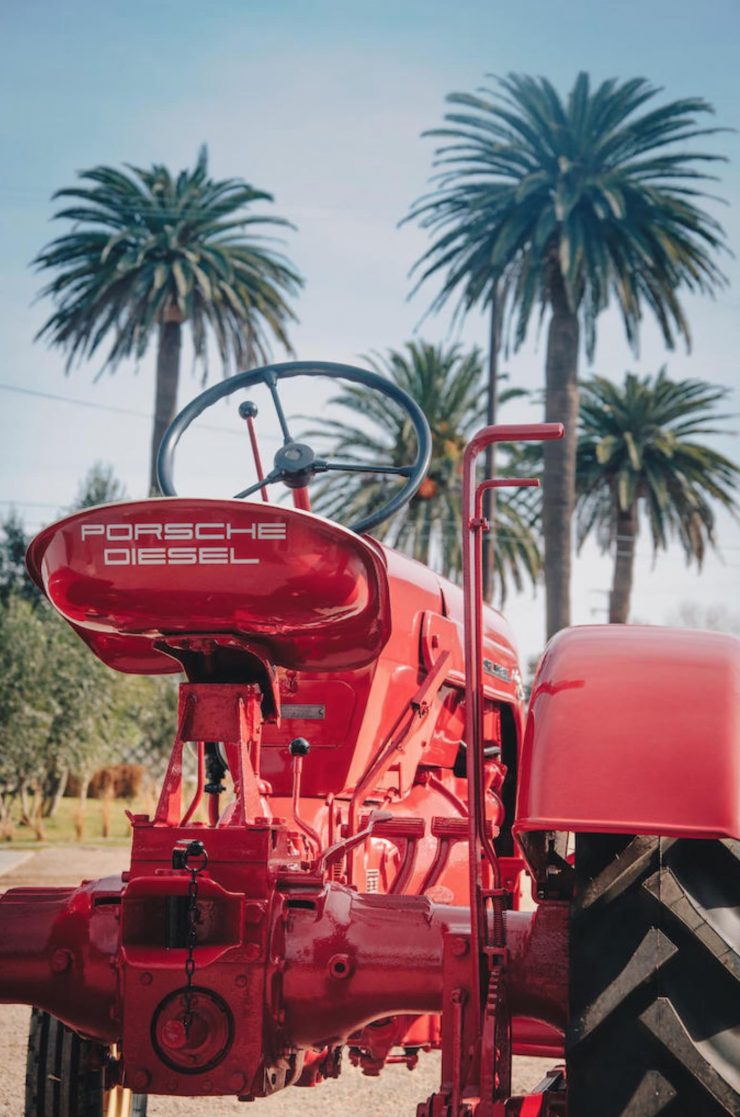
[[515, 625, 740, 841]]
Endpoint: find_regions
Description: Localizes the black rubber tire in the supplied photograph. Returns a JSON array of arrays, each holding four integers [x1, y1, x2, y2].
[[25, 1008, 147, 1117], [568, 835, 740, 1117]]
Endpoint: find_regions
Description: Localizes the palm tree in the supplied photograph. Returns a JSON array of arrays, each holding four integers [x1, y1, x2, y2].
[[309, 341, 541, 603], [406, 72, 728, 638], [575, 369, 738, 623], [34, 147, 303, 492]]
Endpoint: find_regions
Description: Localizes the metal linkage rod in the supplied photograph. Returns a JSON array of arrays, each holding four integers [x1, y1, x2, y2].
[[461, 423, 564, 1027]]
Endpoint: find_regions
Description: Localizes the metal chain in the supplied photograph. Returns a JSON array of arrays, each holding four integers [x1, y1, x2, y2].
[[182, 864, 199, 1037], [171, 839, 208, 1039]]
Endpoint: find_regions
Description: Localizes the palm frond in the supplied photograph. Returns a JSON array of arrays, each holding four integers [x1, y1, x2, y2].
[[406, 73, 729, 360], [575, 369, 738, 566], [34, 148, 303, 377], [307, 341, 541, 602]]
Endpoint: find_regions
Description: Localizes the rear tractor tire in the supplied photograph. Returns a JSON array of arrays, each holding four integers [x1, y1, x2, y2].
[[25, 1008, 147, 1117], [568, 835, 740, 1117]]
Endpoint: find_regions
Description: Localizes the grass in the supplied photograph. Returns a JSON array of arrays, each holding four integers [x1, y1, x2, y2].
[[2, 794, 155, 847], [2, 760, 223, 847]]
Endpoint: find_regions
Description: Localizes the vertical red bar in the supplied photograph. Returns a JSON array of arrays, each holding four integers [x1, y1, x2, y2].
[[292, 486, 312, 512], [461, 424, 563, 1029], [244, 414, 271, 502]]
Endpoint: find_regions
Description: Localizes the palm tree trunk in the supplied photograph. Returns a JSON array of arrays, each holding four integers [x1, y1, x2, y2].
[[149, 320, 182, 495], [543, 281, 580, 639], [482, 292, 500, 602], [609, 504, 638, 623]]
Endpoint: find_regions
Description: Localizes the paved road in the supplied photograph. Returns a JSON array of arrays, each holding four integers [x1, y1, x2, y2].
[[0, 852, 31, 878]]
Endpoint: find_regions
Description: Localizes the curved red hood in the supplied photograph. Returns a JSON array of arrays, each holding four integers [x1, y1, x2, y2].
[[27, 499, 391, 674]]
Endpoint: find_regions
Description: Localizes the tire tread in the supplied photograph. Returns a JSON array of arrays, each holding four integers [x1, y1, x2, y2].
[[24, 1010, 147, 1117], [568, 835, 740, 1117]]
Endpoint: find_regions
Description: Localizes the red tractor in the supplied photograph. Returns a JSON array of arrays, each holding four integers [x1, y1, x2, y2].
[[1, 362, 738, 1117]]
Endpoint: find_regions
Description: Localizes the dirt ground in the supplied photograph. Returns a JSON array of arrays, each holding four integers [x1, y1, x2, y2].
[[0, 848, 551, 1116]]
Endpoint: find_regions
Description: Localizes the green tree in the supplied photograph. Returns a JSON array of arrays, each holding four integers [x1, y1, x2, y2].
[[0, 595, 54, 832], [113, 674, 179, 766], [575, 369, 738, 623], [406, 72, 728, 638], [71, 461, 127, 509], [0, 512, 41, 608], [0, 465, 127, 612], [309, 341, 541, 602], [0, 591, 124, 825], [0, 588, 179, 831], [34, 147, 303, 492], [0, 468, 182, 832], [36, 607, 120, 821]]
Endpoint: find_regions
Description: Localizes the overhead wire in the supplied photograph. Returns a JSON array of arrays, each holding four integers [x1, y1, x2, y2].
[[0, 381, 283, 442]]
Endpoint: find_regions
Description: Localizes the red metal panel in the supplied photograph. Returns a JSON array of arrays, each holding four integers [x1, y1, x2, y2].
[[437, 583, 524, 707], [262, 679, 358, 749], [26, 499, 391, 672], [517, 625, 740, 840], [0, 879, 121, 1042]]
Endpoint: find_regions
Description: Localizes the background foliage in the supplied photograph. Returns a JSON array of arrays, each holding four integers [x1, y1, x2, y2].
[[0, 469, 178, 838]]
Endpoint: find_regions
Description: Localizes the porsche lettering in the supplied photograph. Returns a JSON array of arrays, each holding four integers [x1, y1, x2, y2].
[[79, 520, 286, 567], [80, 521, 286, 542]]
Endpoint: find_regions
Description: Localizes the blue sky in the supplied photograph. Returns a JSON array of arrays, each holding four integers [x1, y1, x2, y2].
[[1, 0, 739, 662]]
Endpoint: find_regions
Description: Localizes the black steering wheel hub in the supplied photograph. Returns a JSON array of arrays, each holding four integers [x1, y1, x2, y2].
[[274, 441, 317, 488]]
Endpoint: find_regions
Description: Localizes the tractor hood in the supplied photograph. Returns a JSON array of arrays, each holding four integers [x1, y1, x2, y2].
[[26, 499, 391, 674]]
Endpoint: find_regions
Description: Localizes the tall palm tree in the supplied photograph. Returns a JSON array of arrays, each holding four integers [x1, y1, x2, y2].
[[575, 369, 738, 623], [34, 147, 303, 491], [309, 341, 541, 603], [406, 72, 728, 638]]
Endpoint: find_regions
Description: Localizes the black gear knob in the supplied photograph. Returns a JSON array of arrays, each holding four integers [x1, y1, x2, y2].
[[289, 737, 310, 757], [238, 400, 258, 419]]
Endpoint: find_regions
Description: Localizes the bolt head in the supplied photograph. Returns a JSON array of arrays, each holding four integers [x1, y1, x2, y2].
[[50, 948, 72, 974], [130, 1069, 151, 1091]]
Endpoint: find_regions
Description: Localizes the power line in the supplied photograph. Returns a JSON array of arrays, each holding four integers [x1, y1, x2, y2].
[[0, 382, 281, 441], [0, 381, 154, 420]]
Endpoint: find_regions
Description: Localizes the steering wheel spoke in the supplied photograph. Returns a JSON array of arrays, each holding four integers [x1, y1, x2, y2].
[[233, 468, 282, 501], [261, 369, 294, 445], [156, 361, 432, 534], [315, 461, 414, 477]]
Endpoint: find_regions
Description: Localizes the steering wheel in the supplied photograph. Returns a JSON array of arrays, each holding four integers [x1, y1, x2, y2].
[[156, 360, 432, 534]]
